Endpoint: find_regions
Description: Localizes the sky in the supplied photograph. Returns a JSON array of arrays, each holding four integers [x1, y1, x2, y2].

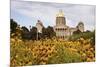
[[11, 0, 96, 31]]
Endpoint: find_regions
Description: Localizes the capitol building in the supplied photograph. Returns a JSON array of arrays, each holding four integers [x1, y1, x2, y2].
[[36, 10, 84, 40]]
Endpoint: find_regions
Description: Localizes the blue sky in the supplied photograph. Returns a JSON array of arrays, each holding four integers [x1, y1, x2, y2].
[[11, 0, 96, 31]]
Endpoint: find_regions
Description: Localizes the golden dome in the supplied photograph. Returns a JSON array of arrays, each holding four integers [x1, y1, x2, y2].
[[56, 10, 64, 17]]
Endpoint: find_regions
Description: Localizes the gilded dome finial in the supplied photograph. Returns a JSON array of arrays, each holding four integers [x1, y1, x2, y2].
[[56, 9, 64, 17]]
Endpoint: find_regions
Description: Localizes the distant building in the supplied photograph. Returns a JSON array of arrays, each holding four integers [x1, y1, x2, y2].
[[54, 10, 84, 40], [77, 22, 84, 32], [36, 20, 43, 33], [35, 10, 84, 40]]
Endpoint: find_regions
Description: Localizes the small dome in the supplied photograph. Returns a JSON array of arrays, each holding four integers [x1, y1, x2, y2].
[[78, 21, 84, 25], [36, 20, 43, 26]]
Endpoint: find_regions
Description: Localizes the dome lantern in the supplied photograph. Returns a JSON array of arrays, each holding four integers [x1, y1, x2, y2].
[[56, 10, 64, 17]]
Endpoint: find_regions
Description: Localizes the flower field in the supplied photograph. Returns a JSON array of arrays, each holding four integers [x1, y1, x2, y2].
[[10, 37, 95, 66]]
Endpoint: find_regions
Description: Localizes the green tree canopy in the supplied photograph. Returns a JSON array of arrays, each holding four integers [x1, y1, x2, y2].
[[10, 19, 18, 33]]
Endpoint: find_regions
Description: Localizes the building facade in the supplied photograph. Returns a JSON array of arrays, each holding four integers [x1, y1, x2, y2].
[[54, 10, 84, 40]]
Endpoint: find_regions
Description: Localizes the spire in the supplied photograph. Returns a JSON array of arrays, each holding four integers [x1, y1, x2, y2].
[[56, 9, 64, 17]]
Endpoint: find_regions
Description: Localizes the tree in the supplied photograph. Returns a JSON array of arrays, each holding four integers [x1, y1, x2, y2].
[[21, 26, 29, 32], [46, 26, 56, 39], [42, 26, 56, 39], [73, 29, 81, 34], [42, 27, 47, 39], [30, 26, 37, 40], [10, 19, 18, 33], [86, 30, 91, 33], [21, 26, 30, 40]]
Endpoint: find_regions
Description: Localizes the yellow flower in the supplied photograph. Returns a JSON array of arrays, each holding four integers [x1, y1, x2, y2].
[[40, 61, 46, 65], [87, 58, 92, 62], [28, 62, 32, 65]]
